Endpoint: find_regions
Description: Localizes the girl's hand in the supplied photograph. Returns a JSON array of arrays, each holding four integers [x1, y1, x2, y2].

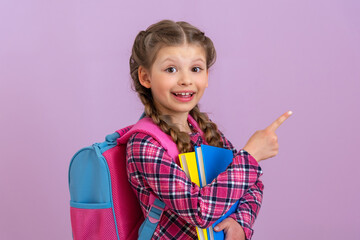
[[243, 111, 292, 162], [214, 217, 246, 240]]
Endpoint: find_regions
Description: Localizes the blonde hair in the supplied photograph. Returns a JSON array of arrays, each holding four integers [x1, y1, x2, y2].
[[130, 20, 223, 153]]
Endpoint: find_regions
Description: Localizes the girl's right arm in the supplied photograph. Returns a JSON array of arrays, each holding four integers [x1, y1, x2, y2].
[[126, 132, 263, 229]]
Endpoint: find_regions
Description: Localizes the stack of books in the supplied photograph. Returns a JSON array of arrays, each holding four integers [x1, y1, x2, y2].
[[179, 144, 240, 240]]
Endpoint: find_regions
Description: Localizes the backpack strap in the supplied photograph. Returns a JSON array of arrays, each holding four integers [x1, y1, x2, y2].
[[117, 114, 202, 240], [137, 198, 166, 240], [118, 114, 202, 160]]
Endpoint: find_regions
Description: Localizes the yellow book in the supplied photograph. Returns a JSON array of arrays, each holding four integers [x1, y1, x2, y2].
[[179, 152, 208, 240]]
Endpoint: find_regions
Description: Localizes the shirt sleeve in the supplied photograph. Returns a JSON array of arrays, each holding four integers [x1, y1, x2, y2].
[[229, 179, 263, 240], [126, 132, 263, 229], [219, 131, 264, 240]]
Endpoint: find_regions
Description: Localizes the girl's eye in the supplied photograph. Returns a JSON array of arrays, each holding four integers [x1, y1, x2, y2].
[[165, 67, 177, 73], [192, 67, 202, 72]]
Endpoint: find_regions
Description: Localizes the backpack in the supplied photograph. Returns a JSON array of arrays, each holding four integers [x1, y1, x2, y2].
[[68, 116, 201, 240]]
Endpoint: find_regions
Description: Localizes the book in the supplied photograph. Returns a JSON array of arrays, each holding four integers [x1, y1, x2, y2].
[[179, 152, 208, 240], [180, 145, 240, 240]]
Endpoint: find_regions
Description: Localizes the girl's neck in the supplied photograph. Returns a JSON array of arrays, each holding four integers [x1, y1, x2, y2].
[[169, 113, 192, 133]]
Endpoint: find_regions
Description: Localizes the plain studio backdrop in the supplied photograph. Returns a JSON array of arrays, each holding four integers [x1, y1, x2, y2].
[[1, 0, 359, 239]]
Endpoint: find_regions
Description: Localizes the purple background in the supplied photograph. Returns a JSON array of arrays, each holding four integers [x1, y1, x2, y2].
[[1, 0, 359, 239]]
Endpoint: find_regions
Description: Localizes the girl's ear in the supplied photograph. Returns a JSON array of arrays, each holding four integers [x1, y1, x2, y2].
[[205, 69, 209, 88], [138, 66, 151, 89]]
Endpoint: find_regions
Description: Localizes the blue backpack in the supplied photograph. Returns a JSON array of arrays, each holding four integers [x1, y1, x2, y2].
[[68, 116, 186, 239]]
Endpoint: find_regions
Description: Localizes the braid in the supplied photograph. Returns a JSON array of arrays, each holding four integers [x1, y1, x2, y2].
[[190, 105, 223, 148]]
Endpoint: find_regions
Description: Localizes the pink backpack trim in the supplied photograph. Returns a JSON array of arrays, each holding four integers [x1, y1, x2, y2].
[[117, 115, 203, 161]]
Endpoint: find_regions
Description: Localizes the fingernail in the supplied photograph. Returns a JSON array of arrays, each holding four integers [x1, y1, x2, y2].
[[288, 110, 293, 115], [214, 226, 219, 231]]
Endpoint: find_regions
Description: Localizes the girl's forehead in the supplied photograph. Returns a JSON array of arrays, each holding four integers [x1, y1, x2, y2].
[[154, 44, 206, 63]]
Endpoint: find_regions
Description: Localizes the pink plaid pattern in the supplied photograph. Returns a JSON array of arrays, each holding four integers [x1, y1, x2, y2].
[[126, 128, 263, 240]]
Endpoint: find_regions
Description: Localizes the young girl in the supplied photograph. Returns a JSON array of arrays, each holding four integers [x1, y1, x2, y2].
[[126, 19, 291, 240]]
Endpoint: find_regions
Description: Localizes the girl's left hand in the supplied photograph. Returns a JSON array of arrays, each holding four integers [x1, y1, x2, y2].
[[214, 217, 246, 240]]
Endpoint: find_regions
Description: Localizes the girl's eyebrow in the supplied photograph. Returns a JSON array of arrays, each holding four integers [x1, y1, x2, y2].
[[160, 57, 206, 64], [160, 57, 176, 63], [192, 58, 206, 64]]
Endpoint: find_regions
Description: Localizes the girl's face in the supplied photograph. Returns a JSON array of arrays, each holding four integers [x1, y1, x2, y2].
[[139, 44, 209, 119]]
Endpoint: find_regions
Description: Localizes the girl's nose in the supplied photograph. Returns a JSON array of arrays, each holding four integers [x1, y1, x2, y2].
[[178, 72, 192, 86]]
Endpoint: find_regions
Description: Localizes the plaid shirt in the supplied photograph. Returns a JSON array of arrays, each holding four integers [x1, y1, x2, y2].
[[126, 126, 264, 240]]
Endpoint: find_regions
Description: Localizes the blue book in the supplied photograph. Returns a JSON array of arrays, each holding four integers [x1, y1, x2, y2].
[[195, 144, 240, 240]]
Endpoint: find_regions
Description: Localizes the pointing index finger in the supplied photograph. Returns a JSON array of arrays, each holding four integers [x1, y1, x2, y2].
[[266, 111, 293, 132]]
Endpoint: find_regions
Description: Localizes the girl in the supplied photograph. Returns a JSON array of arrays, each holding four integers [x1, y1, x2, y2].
[[126, 19, 291, 240]]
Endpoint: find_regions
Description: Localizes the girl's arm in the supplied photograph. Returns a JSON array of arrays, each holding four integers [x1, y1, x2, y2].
[[227, 179, 263, 239], [219, 133, 264, 240], [126, 132, 262, 228]]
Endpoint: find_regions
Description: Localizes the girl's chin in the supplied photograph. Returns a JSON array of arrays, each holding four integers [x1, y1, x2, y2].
[[162, 106, 197, 116]]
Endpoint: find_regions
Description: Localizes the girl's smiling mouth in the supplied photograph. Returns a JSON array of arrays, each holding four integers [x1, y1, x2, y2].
[[171, 91, 196, 102], [172, 91, 195, 97]]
